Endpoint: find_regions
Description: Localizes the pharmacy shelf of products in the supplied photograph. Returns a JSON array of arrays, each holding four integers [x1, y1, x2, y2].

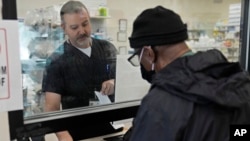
[[213, 25, 228, 42], [186, 37, 239, 62], [188, 29, 206, 41], [187, 21, 240, 62], [213, 24, 240, 42]]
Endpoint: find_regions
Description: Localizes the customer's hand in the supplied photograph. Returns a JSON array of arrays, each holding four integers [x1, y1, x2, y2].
[[101, 79, 115, 95]]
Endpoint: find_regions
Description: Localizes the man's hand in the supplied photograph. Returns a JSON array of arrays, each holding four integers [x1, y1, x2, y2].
[[101, 79, 115, 95]]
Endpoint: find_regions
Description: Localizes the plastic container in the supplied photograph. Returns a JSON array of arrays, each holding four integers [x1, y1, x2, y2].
[[98, 5, 108, 16]]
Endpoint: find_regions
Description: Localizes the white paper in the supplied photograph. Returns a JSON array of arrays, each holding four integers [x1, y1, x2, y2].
[[110, 122, 125, 130], [94, 91, 111, 104], [0, 21, 22, 112]]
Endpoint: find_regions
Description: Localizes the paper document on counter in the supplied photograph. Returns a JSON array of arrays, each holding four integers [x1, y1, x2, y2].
[[95, 91, 112, 104], [111, 122, 125, 130]]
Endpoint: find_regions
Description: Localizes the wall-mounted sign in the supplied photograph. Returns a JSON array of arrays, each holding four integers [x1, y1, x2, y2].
[[119, 19, 127, 31], [117, 32, 127, 42], [0, 21, 22, 112]]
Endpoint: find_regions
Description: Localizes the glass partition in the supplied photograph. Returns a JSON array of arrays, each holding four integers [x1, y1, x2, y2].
[[16, 0, 243, 118]]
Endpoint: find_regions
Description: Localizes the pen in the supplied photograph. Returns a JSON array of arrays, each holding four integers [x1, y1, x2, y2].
[[106, 64, 110, 79]]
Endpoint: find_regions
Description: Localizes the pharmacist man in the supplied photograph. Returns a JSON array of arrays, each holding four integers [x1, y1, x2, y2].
[[42, 1, 117, 140]]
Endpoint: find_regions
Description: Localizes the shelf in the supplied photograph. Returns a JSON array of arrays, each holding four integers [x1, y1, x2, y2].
[[90, 16, 111, 19], [214, 30, 227, 32], [188, 29, 205, 32], [188, 38, 199, 40]]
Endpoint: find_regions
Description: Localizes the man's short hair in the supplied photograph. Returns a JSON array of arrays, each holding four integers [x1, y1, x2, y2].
[[60, 1, 89, 23]]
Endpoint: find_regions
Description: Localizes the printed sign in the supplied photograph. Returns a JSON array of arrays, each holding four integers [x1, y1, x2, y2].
[[0, 28, 9, 99], [0, 21, 22, 112]]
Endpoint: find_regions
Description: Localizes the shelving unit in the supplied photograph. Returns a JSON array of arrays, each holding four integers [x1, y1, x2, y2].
[[188, 29, 206, 41], [91, 16, 111, 19], [212, 3, 241, 42], [188, 3, 241, 63], [228, 3, 241, 27], [213, 24, 227, 41], [90, 16, 111, 39]]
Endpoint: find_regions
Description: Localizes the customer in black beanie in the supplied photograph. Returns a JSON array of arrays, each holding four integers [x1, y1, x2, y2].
[[129, 6, 188, 48], [124, 5, 250, 141]]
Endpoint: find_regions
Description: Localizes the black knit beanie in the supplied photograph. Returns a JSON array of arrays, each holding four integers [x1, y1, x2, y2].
[[129, 6, 188, 48]]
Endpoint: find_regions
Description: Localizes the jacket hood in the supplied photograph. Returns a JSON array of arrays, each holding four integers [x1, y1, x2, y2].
[[152, 49, 250, 108]]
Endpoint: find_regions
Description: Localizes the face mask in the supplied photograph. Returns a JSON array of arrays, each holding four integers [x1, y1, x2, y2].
[[140, 63, 155, 83]]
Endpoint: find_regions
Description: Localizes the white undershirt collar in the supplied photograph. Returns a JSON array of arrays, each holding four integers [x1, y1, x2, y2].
[[68, 40, 92, 57], [76, 46, 92, 57]]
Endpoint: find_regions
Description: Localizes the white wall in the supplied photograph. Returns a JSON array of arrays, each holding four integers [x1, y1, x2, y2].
[[106, 0, 241, 51], [16, 0, 241, 51]]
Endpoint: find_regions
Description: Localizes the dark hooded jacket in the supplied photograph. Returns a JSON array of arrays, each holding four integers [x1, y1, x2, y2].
[[126, 49, 250, 141]]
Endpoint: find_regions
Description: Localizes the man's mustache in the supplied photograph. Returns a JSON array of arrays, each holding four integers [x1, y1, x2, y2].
[[77, 34, 89, 39]]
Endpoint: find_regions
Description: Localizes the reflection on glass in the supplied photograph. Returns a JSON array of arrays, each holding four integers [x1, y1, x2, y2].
[[18, 0, 242, 117], [20, 2, 118, 117]]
